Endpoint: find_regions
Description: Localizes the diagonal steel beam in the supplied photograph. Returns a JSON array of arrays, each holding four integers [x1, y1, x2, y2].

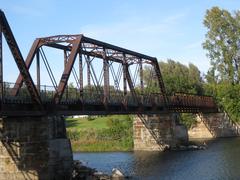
[[153, 58, 168, 107], [123, 54, 141, 107], [54, 35, 82, 104], [11, 39, 41, 96], [0, 10, 41, 105]]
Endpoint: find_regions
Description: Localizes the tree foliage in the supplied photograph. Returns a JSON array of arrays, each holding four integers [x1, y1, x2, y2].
[[203, 7, 240, 122], [159, 60, 204, 95], [144, 59, 204, 128], [215, 83, 240, 122], [203, 7, 240, 84], [143, 60, 204, 95]]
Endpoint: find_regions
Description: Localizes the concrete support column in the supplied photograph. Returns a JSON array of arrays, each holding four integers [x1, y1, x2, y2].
[[188, 113, 240, 139], [0, 116, 73, 180], [133, 114, 188, 151]]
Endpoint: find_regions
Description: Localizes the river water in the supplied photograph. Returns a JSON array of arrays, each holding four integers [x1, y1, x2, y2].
[[74, 138, 240, 179]]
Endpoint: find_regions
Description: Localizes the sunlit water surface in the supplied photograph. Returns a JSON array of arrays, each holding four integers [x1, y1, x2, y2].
[[74, 138, 240, 179]]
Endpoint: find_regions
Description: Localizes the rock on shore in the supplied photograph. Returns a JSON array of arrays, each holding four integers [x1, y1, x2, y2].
[[72, 160, 128, 180]]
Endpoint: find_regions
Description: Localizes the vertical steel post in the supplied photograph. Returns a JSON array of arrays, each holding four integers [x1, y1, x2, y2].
[[140, 58, 144, 94], [64, 50, 67, 67], [87, 55, 91, 88], [0, 23, 3, 101], [64, 50, 68, 100], [103, 48, 109, 105], [79, 51, 83, 101], [139, 58, 144, 104], [36, 49, 40, 93], [123, 53, 127, 96]]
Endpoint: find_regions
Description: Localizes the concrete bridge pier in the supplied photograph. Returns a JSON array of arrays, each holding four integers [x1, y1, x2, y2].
[[188, 113, 240, 139], [133, 113, 188, 151], [0, 116, 73, 180]]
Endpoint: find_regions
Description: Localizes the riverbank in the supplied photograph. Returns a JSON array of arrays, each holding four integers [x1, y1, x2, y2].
[[66, 115, 133, 152]]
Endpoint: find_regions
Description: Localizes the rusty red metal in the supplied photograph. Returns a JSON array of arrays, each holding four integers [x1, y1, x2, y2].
[[7, 33, 217, 114], [11, 39, 41, 96], [0, 10, 42, 105], [54, 35, 82, 103], [0, 10, 218, 116]]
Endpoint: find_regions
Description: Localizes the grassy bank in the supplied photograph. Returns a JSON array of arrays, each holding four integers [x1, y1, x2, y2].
[[66, 114, 197, 152], [66, 115, 133, 152]]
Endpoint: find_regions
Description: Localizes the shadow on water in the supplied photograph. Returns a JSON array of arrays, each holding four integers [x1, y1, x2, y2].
[[74, 138, 240, 180]]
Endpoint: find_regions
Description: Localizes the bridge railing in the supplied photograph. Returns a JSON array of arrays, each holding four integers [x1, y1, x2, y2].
[[168, 93, 216, 110], [2, 82, 32, 103], [0, 82, 217, 112], [1, 82, 164, 106]]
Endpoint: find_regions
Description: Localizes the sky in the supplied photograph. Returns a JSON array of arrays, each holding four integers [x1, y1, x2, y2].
[[1, 0, 240, 85]]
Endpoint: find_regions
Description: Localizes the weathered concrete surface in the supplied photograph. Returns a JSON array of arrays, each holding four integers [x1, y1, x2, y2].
[[133, 114, 188, 151], [174, 124, 188, 144], [188, 113, 240, 139], [188, 116, 213, 139], [0, 116, 73, 180]]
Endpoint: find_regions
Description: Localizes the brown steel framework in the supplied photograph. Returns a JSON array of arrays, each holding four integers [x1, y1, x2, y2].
[[0, 10, 218, 116], [11, 34, 169, 106], [0, 10, 42, 106]]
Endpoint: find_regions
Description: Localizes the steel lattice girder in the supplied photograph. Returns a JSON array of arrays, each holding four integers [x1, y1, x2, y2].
[[13, 34, 169, 106]]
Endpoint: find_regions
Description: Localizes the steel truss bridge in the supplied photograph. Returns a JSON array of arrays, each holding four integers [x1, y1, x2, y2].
[[0, 10, 217, 116]]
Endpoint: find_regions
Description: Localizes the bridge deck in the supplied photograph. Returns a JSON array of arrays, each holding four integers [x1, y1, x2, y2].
[[0, 83, 217, 116]]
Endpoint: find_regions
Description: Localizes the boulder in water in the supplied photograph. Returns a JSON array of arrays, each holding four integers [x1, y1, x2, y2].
[[112, 168, 124, 179]]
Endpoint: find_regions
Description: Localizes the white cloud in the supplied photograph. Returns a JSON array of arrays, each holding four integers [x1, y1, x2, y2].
[[77, 11, 212, 73], [78, 12, 188, 58], [81, 12, 187, 38]]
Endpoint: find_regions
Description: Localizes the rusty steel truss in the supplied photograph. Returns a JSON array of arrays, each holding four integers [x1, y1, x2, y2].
[[0, 10, 218, 116], [12, 34, 168, 106]]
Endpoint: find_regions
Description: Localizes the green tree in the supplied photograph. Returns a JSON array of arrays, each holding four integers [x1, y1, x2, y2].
[[203, 7, 240, 122], [143, 59, 204, 128], [143, 59, 204, 95], [203, 7, 240, 84], [153, 59, 204, 95]]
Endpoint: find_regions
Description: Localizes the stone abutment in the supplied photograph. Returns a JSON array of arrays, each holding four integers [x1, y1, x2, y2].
[[0, 116, 72, 180], [188, 113, 240, 139], [134, 112, 240, 151], [133, 113, 188, 151]]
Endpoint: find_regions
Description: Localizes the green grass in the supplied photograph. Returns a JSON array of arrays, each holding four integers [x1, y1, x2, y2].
[[66, 116, 109, 129], [65, 115, 133, 152]]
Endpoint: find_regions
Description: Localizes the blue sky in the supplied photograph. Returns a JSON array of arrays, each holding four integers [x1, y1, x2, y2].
[[1, 0, 240, 84]]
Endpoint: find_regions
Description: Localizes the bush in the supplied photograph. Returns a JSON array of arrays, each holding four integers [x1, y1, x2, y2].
[[216, 83, 240, 122], [180, 113, 197, 129], [66, 115, 134, 151], [87, 116, 95, 121]]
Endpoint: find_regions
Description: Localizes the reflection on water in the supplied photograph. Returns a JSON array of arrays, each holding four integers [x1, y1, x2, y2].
[[74, 138, 240, 179]]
